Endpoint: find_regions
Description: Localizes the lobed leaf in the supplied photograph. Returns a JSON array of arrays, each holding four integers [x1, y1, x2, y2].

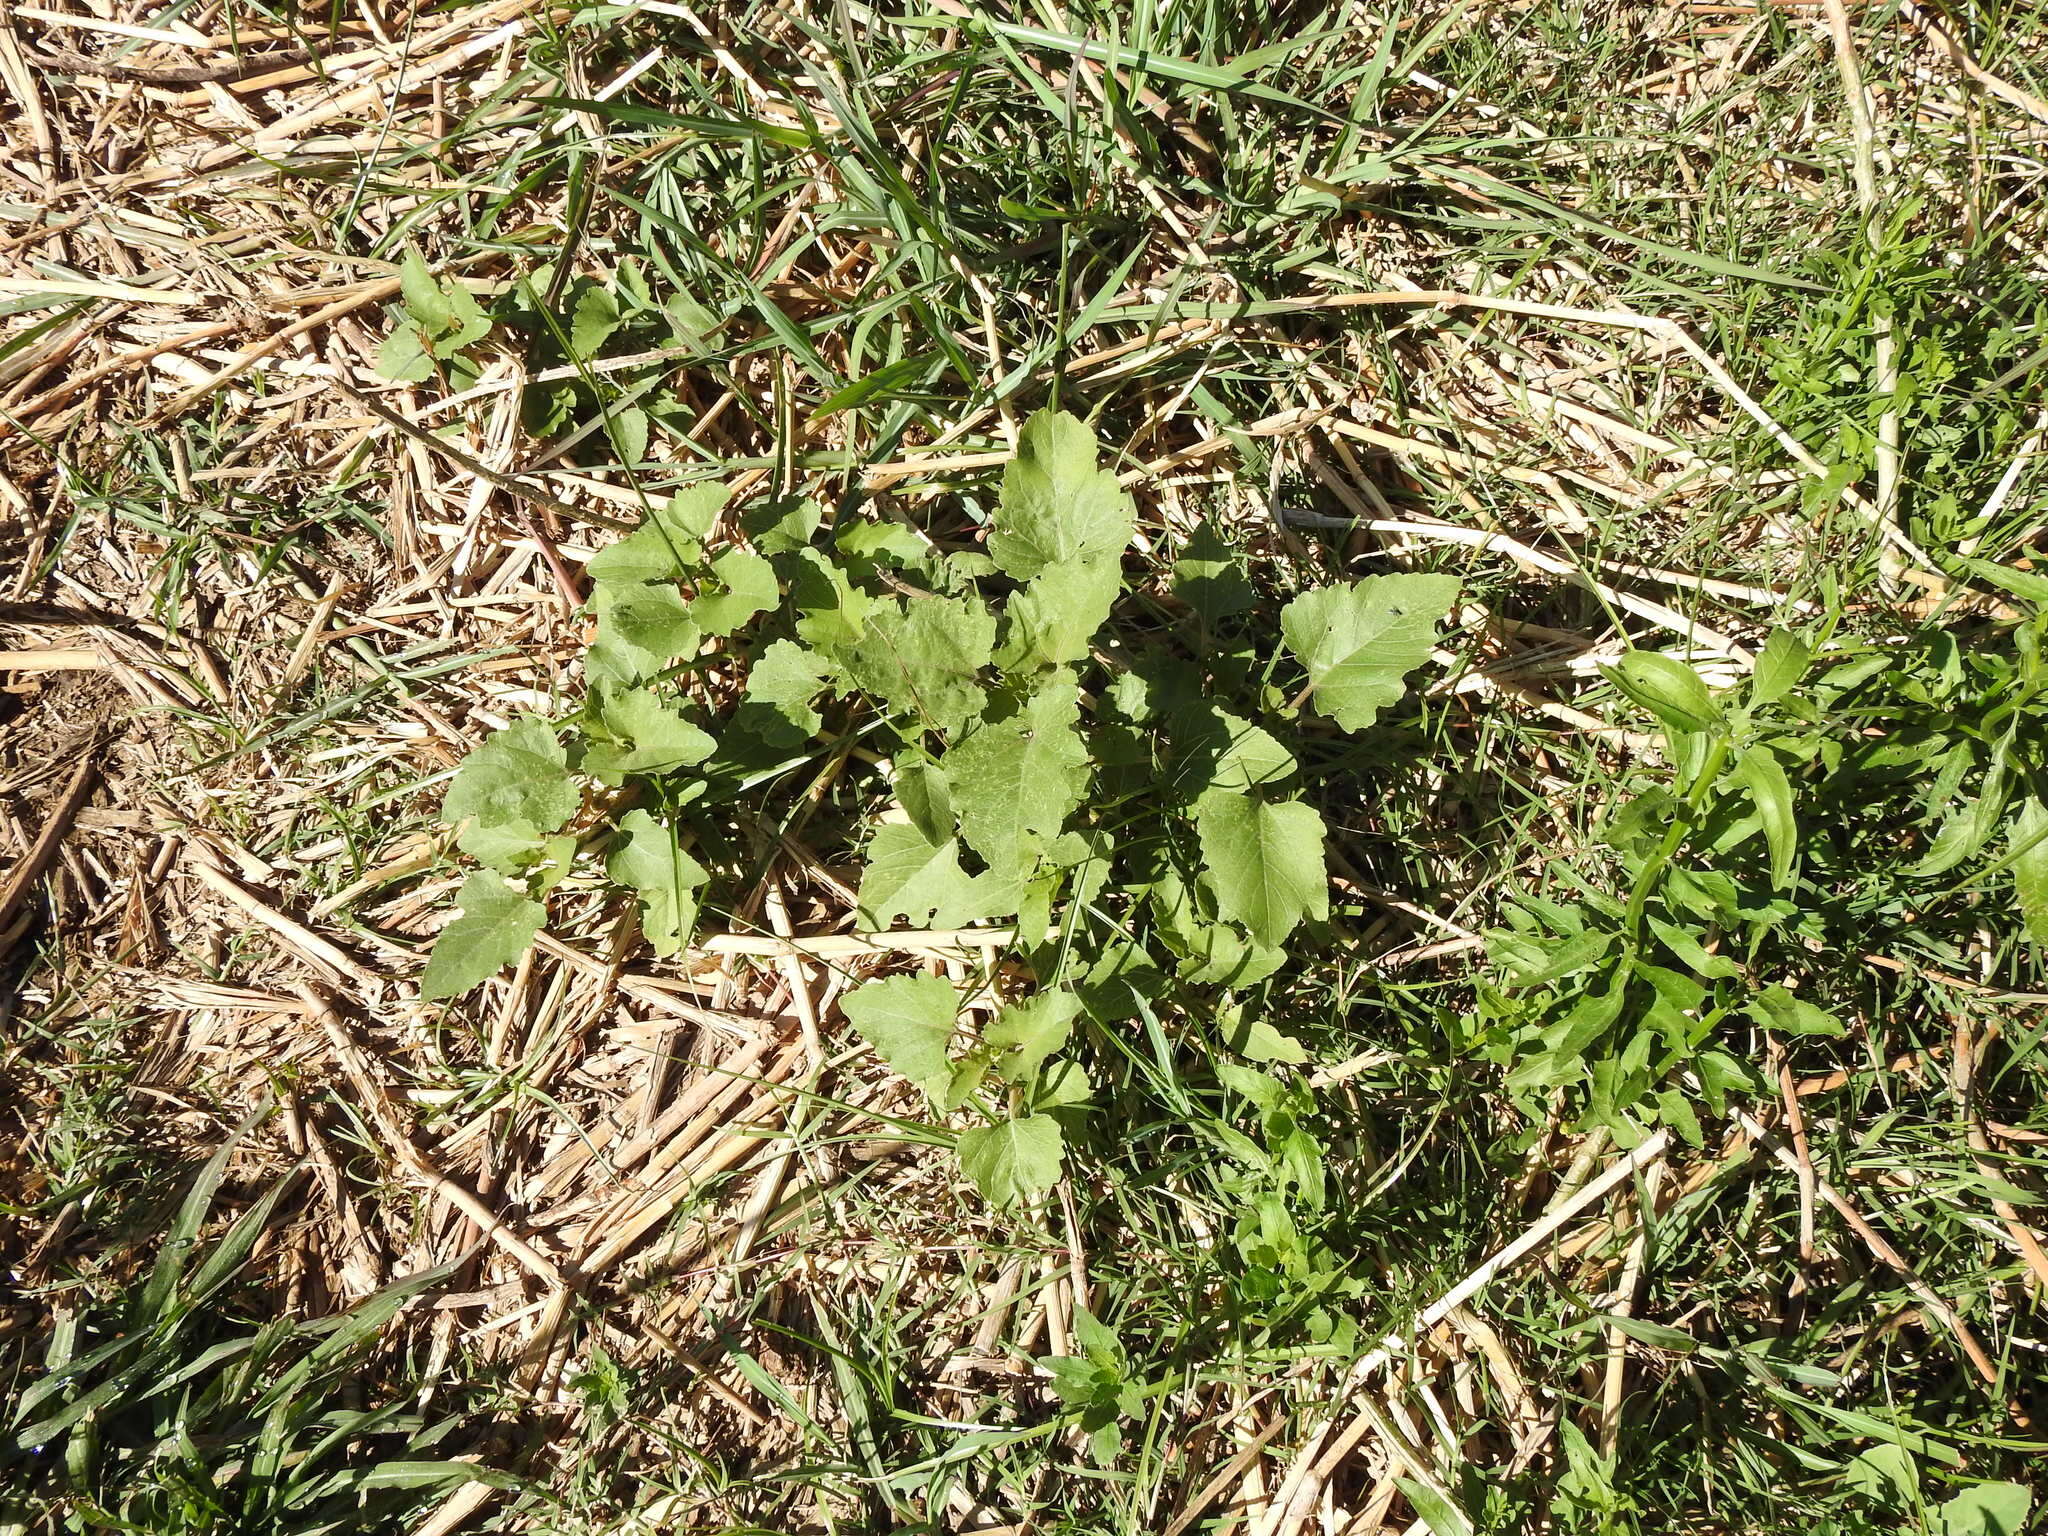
[[442, 717, 581, 871], [1280, 574, 1459, 731], [957, 1114, 1064, 1205], [422, 872, 544, 999], [987, 409, 1136, 581], [947, 677, 1088, 883], [841, 973, 958, 1085], [1194, 790, 1328, 949]]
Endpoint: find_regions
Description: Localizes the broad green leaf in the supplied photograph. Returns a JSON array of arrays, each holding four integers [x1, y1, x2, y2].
[[1149, 865, 1286, 987], [1744, 983, 1844, 1037], [1914, 804, 1999, 879], [1733, 746, 1797, 888], [986, 991, 1079, 1081], [395, 250, 488, 355], [1749, 629, 1811, 706], [590, 580, 698, 684], [690, 548, 778, 637], [1605, 649, 1721, 736], [895, 751, 953, 842], [582, 686, 714, 785], [835, 517, 929, 568], [947, 678, 1088, 880], [1194, 790, 1328, 949], [422, 872, 544, 999], [1000, 558, 1122, 671], [1172, 521, 1256, 622], [605, 808, 708, 956], [740, 639, 833, 745], [1280, 574, 1460, 731], [957, 1114, 1064, 1205], [1958, 555, 2048, 608], [1493, 926, 1614, 987], [585, 484, 724, 585], [1172, 702, 1296, 792], [987, 408, 1136, 580], [742, 494, 822, 554], [570, 282, 624, 359], [1645, 915, 1740, 980], [846, 593, 997, 737], [399, 249, 455, 332], [442, 717, 581, 871], [1936, 1483, 2032, 1536], [937, 1045, 998, 1113], [841, 973, 958, 1084], [1393, 1478, 1474, 1536], [1654, 1087, 1703, 1148], [1032, 1057, 1095, 1114], [858, 821, 1002, 929], [1222, 1013, 1308, 1063], [2012, 796, 2048, 946], [375, 323, 433, 383], [1844, 1444, 1917, 1505], [605, 405, 649, 466], [528, 833, 579, 895], [785, 545, 874, 651], [1070, 1304, 1121, 1369]]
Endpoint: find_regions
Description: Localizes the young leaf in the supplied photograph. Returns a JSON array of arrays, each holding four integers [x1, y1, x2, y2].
[[421, 872, 544, 999], [581, 686, 715, 785], [2012, 796, 2048, 947], [1280, 574, 1460, 731], [947, 678, 1088, 880], [1195, 790, 1328, 949], [986, 991, 1080, 1081], [846, 593, 996, 737], [690, 548, 778, 637], [1605, 650, 1721, 736], [987, 408, 1136, 580], [376, 324, 434, 383], [1749, 629, 1812, 706], [399, 248, 458, 335], [1733, 746, 1798, 888], [957, 1114, 1064, 1205], [585, 484, 724, 585], [739, 639, 834, 745], [605, 809, 708, 956], [590, 580, 699, 684], [840, 973, 958, 1085], [442, 717, 581, 871], [570, 282, 624, 360]]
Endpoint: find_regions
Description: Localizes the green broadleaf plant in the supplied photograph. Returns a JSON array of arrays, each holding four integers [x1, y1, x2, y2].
[[419, 408, 1461, 1206]]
